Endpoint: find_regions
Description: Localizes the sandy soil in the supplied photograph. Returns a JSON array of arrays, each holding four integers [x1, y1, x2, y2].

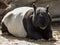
[[0, 25, 60, 45]]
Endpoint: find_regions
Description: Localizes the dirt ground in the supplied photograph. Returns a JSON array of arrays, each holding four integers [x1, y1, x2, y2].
[[0, 24, 60, 45]]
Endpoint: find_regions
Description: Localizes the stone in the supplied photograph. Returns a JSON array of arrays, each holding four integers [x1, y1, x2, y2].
[[11, 0, 36, 7]]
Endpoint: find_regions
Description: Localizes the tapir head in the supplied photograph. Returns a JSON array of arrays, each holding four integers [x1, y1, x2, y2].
[[32, 3, 50, 29]]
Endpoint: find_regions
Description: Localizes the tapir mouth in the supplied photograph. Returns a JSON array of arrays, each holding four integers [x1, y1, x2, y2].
[[39, 24, 47, 30], [39, 26, 47, 30]]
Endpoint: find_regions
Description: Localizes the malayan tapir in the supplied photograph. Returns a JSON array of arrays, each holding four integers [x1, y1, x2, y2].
[[1, 3, 55, 41]]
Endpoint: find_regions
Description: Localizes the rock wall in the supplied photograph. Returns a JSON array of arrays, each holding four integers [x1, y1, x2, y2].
[[36, 0, 60, 16], [1, 0, 60, 16], [11, 0, 36, 7], [0, 0, 60, 22]]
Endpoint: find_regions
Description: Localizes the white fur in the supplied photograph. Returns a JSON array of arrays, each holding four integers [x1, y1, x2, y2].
[[2, 7, 33, 37]]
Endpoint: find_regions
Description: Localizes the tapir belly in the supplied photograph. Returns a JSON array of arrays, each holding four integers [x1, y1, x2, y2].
[[6, 16, 27, 37], [2, 7, 33, 37]]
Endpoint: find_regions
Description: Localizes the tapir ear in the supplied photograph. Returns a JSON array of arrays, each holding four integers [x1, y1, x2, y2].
[[46, 5, 49, 13], [33, 3, 36, 9], [33, 3, 37, 15]]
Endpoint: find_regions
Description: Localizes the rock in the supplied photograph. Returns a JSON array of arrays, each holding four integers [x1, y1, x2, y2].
[[11, 0, 36, 7], [0, 0, 12, 4], [36, 0, 60, 16]]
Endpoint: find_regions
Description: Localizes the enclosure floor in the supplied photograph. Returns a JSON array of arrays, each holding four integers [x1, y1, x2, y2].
[[0, 25, 60, 45]]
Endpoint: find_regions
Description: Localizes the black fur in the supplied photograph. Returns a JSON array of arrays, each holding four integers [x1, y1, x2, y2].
[[23, 15, 42, 39], [23, 12, 53, 40], [22, 4, 53, 40], [1, 22, 13, 35], [1, 22, 9, 33]]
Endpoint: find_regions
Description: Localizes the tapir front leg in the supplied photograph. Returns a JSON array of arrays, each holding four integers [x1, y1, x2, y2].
[[42, 25, 56, 41], [26, 18, 43, 40]]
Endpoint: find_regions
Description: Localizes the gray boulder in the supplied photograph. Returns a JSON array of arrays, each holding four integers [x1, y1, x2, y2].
[[11, 0, 36, 7]]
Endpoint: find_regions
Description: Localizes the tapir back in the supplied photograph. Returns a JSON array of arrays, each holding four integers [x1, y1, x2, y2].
[[2, 7, 33, 37]]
